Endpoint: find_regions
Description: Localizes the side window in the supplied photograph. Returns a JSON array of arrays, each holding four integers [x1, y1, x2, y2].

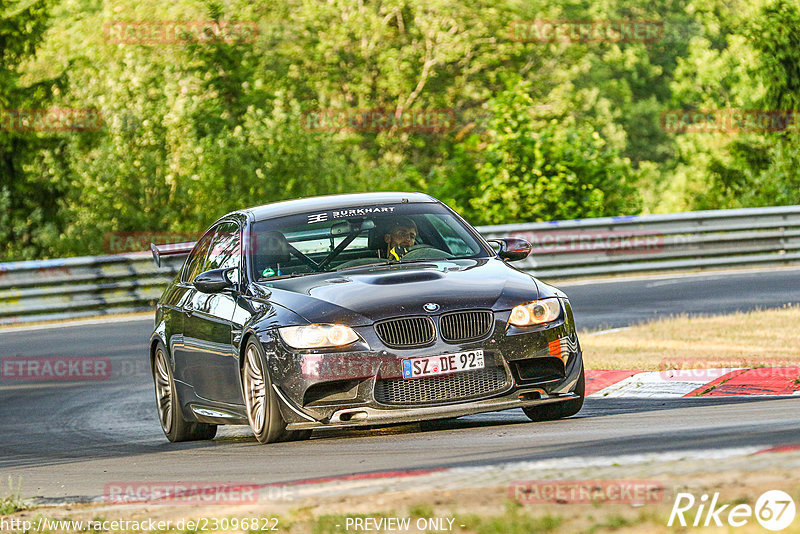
[[182, 231, 214, 283], [206, 222, 241, 273]]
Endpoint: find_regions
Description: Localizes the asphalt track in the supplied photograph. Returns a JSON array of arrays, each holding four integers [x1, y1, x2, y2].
[[2, 266, 800, 501]]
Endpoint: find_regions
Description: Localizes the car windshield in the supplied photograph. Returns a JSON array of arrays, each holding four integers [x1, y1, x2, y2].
[[248, 203, 490, 281]]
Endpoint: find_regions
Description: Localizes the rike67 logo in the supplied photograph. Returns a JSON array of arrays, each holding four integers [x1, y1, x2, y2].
[[669, 490, 796, 531]]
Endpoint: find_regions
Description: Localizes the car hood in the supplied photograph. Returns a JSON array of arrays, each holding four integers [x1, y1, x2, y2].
[[252, 258, 541, 326]]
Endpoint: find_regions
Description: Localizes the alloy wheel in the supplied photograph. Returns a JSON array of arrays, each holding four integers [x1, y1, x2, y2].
[[244, 344, 267, 433], [154, 347, 173, 434]]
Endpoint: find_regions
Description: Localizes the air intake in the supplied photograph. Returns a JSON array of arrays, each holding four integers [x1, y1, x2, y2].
[[374, 366, 508, 404]]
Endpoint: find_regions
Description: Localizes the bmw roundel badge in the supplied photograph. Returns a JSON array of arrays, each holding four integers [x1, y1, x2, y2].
[[423, 302, 440, 312]]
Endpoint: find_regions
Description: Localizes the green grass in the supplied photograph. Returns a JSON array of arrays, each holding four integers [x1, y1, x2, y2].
[[408, 504, 435, 518], [0, 498, 25, 515], [0, 477, 27, 514], [582, 512, 652, 534], [460, 503, 562, 534]]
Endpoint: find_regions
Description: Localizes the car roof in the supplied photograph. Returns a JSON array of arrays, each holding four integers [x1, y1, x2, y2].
[[240, 192, 438, 222]]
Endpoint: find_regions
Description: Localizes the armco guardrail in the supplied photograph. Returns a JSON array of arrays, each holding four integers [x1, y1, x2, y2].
[[0, 253, 185, 326], [2, 205, 800, 325], [477, 205, 800, 278]]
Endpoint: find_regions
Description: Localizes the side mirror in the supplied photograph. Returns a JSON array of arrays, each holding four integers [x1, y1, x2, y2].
[[489, 238, 532, 262], [194, 268, 235, 294]]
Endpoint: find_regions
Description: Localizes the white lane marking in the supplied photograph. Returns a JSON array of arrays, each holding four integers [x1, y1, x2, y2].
[[584, 326, 631, 336], [0, 313, 154, 334], [555, 265, 800, 287], [593, 369, 743, 398], [285, 446, 765, 499], [455, 446, 764, 473], [645, 274, 765, 287]]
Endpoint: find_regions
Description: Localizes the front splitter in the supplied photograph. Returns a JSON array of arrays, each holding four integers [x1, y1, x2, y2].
[[285, 389, 580, 430]]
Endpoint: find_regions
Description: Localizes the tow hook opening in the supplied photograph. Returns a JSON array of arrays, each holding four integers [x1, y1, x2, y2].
[[339, 411, 368, 422], [518, 391, 542, 401]]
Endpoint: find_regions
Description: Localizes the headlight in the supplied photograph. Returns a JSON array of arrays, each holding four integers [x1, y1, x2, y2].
[[278, 324, 360, 349], [508, 299, 562, 327]]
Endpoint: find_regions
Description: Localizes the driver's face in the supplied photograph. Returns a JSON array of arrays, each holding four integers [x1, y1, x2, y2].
[[385, 226, 417, 249]]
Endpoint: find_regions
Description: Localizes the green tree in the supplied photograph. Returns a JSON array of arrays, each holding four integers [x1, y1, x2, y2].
[[750, 0, 800, 111], [468, 78, 641, 224], [675, 0, 800, 210], [11, 0, 798, 260], [0, 0, 62, 260]]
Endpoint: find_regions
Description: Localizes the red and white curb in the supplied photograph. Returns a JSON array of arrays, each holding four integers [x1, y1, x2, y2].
[[48, 444, 800, 508], [586, 368, 800, 398], [83, 445, 800, 506], [239, 445, 800, 501]]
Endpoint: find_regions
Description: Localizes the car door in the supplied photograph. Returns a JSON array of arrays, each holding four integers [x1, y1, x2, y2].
[[181, 221, 244, 405], [171, 229, 214, 387]]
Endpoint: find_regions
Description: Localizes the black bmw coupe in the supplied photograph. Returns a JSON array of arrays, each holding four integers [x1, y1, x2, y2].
[[149, 192, 584, 443]]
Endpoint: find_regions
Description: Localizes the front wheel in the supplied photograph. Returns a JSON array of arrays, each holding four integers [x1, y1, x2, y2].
[[522, 367, 585, 422], [242, 340, 311, 444], [152, 342, 217, 442]]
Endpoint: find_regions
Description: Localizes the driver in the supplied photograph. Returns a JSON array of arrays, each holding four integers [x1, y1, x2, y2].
[[382, 217, 417, 260]]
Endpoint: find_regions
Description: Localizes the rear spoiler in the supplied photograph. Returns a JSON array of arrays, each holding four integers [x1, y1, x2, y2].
[[150, 241, 196, 267]]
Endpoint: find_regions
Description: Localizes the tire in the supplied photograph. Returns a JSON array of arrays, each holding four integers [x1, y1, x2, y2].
[[152, 342, 217, 442], [242, 339, 311, 444], [522, 367, 585, 422]]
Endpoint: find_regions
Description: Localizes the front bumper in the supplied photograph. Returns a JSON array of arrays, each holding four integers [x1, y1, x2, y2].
[[284, 383, 582, 430], [263, 300, 583, 429]]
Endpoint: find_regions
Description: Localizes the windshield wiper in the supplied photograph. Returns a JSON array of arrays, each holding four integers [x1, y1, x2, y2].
[[334, 260, 398, 272], [257, 271, 311, 282], [398, 258, 439, 264]]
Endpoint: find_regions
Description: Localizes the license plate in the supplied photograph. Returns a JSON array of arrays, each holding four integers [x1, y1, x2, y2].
[[402, 349, 485, 379]]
